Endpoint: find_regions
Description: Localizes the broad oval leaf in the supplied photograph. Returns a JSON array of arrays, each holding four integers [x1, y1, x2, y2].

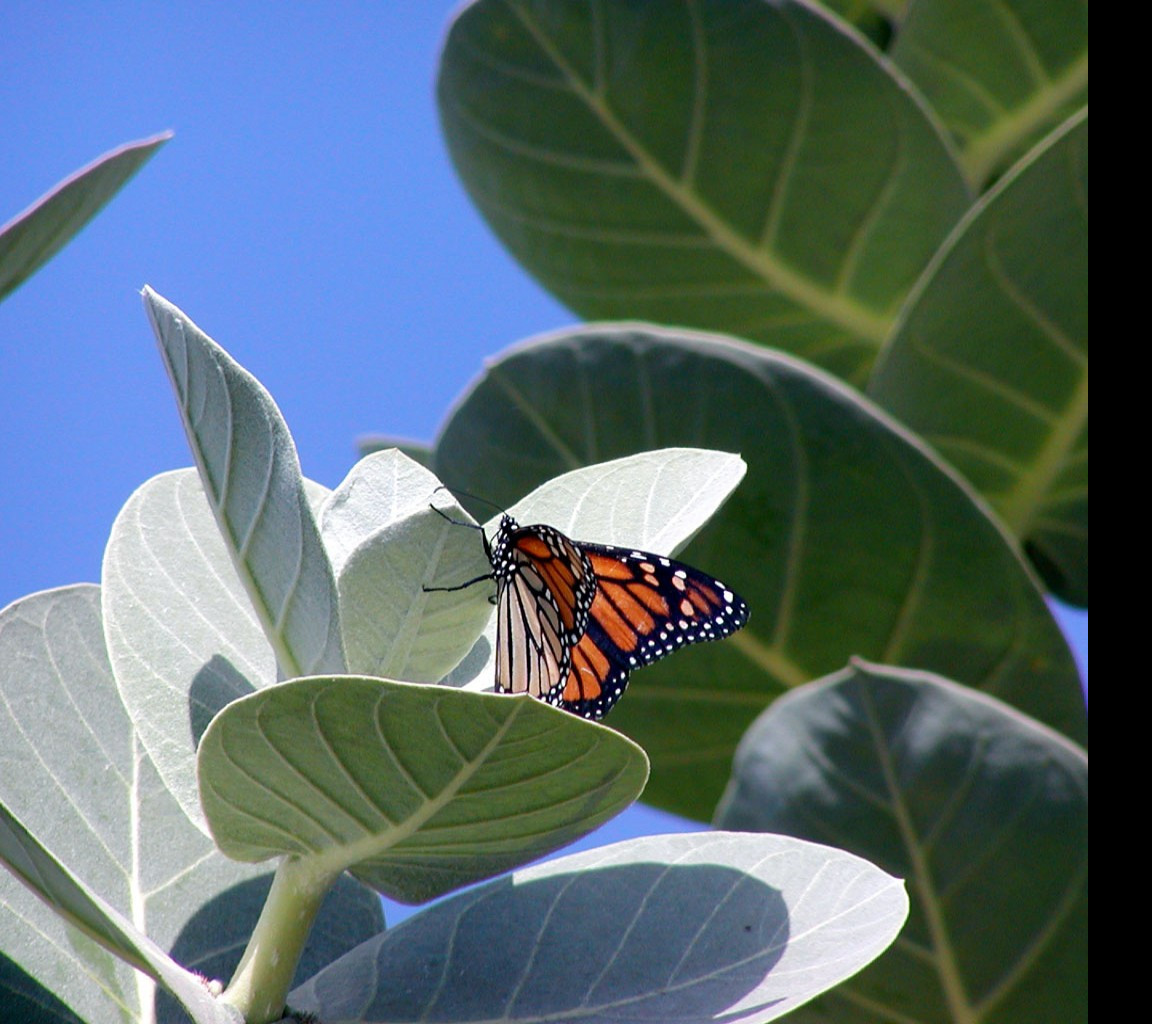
[[143, 286, 345, 679], [319, 449, 493, 682], [891, 0, 1088, 186], [103, 469, 276, 831], [291, 831, 908, 1024], [438, 0, 970, 385], [433, 324, 1086, 819], [715, 661, 1088, 1024], [197, 676, 649, 904], [0, 133, 170, 303], [0, 586, 382, 1024], [870, 111, 1087, 606], [499, 447, 746, 553]]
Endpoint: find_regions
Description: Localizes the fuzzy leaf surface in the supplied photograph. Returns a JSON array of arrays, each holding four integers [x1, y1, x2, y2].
[[291, 832, 908, 1023], [143, 286, 344, 679], [0, 586, 380, 1023], [198, 676, 649, 904]]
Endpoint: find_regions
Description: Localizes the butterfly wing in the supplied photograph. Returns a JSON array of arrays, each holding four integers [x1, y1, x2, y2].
[[558, 544, 749, 719], [492, 521, 596, 703]]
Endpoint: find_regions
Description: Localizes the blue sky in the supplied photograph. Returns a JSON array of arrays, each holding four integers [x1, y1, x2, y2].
[[1, 4, 1085, 924]]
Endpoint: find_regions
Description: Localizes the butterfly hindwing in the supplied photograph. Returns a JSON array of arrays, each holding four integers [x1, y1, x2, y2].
[[559, 543, 749, 718]]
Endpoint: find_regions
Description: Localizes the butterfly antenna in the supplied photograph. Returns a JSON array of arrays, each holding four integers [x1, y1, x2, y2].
[[424, 487, 497, 593], [434, 483, 507, 517]]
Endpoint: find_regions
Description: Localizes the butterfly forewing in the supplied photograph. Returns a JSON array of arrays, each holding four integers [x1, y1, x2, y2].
[[492, 520, 596, 703]]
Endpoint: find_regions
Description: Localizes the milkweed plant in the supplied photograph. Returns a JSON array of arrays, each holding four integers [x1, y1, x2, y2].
[[1, 3, 1086, 1023]]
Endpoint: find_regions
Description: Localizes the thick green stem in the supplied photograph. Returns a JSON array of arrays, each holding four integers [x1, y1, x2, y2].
[[220, 856, 340, 1024]]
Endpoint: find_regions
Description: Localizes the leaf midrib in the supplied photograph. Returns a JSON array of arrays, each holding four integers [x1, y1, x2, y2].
[[507, 1, 894, 346]]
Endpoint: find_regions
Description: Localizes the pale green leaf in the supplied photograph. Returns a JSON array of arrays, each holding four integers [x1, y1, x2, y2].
[[0, 586, 383, 1024], [0, 134, 170, 303], [142, 286, 345, 679], [197, 676, 649, 904], [319, 449, 493, 681], [716, 661, 1088, 1023], [438, 0, 970, 384], [499, 446, 747, 553], [870, 111, 1088, 605], [291, 831, 908, 1023], [102, 469, 276, 831], [433, 324, 1086, 819], [891, 0, 1088, 186], [0, 802, 241, 1024]]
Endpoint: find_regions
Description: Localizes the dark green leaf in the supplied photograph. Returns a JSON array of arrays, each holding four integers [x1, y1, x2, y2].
[[434, 325, 1086, 818], [891, 0, 1088, 186], [716, 661, 1088, 1024], [871, 111, 1088, 605], [438, 0, 970, 384]]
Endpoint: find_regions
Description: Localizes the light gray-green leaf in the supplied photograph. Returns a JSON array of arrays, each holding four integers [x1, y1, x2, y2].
[[102, 469, 277, 831], [143, 286, 344, 679], [0, 133, 170, 303], [433, 324, 1086, 819], [715, 661, 1088, 1023], [0, 801, 241, 1024], [0, 585, 383, 1023], [0, 587, 237, 1024], [870, 111, 1087, 606], [438, 0, 970, 385], [320, 449, 493, 681], [891, 0, 1088, 186], [197, 676, 648, 904], [291, 831, 907, 1024]]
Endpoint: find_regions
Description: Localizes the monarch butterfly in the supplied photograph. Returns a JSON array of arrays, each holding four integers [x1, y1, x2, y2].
[[429, 509, 749, 719]]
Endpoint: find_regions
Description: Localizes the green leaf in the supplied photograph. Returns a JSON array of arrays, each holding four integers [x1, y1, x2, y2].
[[103, 469, 277, 831], [0, 586, 383, 1024], [0, 954, 86, 1024], [820, 0, 907, 39], [0, 587, 236, 1023], [197, 676, 649, 904], [433, 325, 1086, 818], [319, 449, 493, 681], [437, 0, 970, 384], [0, 133, 170, 304], [0, 802, 240, 1024], [890, 0, 1088, 186], [870, 111, 1087, 605], [291, 831, 908, 1023], [716, 661, 1088, 1024], [143, 286, 345, 679], [497, 447, 747, 552]]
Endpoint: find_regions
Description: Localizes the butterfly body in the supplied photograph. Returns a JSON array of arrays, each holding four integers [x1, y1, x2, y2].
[[485, 514, 749, 720]]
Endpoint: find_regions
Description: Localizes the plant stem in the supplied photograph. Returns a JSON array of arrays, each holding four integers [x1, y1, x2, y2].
[[220, 855, 340, 1024]]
